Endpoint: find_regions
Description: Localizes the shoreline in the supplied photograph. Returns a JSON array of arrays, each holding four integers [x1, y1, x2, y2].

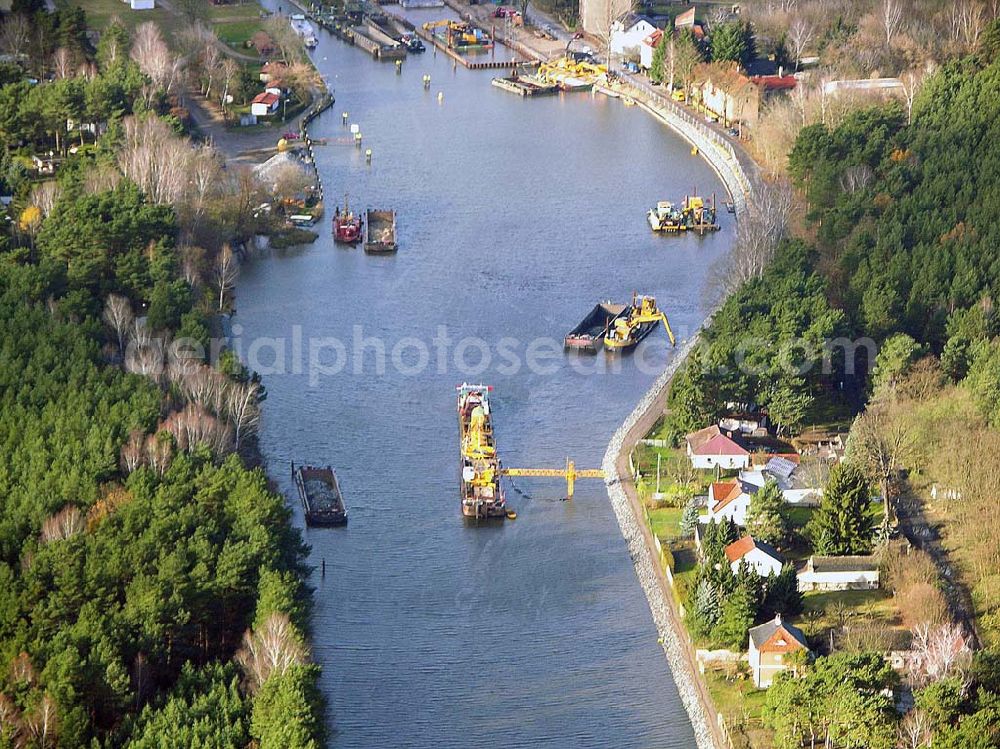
[[599, 80, 755, 749]]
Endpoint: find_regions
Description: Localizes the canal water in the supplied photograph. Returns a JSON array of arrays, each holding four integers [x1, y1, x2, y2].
[[236, 10, 733, 747]]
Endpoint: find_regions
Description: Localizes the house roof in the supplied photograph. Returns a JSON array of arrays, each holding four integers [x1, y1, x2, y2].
[[710, 480, 742, 512], [752, 74, 797, 91], [807, 555, 878, 573], [694, 433, 749, 457], [725, 535, 783, 565], [765, 456, 798, 480], [749, 615, 808, 652], [252, 92, 280, 106], [642, 29, 663, 47]]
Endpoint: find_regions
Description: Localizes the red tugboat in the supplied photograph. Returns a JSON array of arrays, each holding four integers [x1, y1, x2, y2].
[[333, 194, 362, 244]]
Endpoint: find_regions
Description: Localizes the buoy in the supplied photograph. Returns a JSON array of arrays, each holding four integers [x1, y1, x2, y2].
[[691, 146, 698, 155], [342, 111, 348, 124], [437, 91, 444, 102], [395, 59, 402, 74], [365, 148, 372, 164], [506, 509, 517, 520], [423, 74, 431, 89], [354, 131, 362, 147]]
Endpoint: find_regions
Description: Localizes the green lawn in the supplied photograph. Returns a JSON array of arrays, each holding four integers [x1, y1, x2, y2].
[[705, 670, 774, 749], [648, 506, 684, 543], [68, 0, 266, 48]]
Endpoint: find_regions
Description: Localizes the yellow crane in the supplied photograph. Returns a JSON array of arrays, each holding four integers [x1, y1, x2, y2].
[[502, 458, 605, 500]]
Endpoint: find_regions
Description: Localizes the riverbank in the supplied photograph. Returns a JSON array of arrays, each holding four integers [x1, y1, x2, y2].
[[598, 66, 756, 749]]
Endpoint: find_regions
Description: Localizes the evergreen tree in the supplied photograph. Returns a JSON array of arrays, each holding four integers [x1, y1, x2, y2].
[[745, 480, 789, 546], [691, 577, 721, 638], [763, 564, 803, 619], [680, 497, 700, 537], [713, 572, 758, 648], [710, 21, 755, 67], [650, 35, 667, 83], [807, 463, 874, 555]]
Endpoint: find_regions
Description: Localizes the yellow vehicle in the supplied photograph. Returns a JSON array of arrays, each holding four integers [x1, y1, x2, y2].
[[671, 88, 686, 102], [604, 294, 675, 350], [422, 19, 493, 49]]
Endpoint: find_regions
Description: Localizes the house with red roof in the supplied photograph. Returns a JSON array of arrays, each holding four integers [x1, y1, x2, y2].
[[685, 424, 751, 470], [748, 614, 809, 687], [639, 29, 663, 70], [251, 91, 281, 117], [703, 478, 757, 525], [724, 535, 784, 577]]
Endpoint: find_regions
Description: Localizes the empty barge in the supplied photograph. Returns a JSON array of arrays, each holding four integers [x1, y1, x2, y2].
[[564, 302, 627, 351], [293, 463, 348, 526]]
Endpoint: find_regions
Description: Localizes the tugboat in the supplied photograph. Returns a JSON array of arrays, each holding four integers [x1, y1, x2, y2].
[[333, 194, 362, 244], [401, 33, 425, 52], [647, 200, 685, 232], [604, 293, 676, 351]]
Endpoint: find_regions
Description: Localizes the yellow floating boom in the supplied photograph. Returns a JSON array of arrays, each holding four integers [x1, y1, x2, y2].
[[502, 459, 605, 499]]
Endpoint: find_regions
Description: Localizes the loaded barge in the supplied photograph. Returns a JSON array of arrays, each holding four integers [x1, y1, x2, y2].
[[604, 294, 676, 351], [364, 209, 397, 254], [457, 384, 507, 519], [293, 463, 348, 526], [564, 301, 627, 351]]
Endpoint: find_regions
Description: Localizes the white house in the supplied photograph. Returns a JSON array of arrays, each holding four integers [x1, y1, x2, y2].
[[251, 91, 281, 117], [740, 456, 824, 506], [748, 615, 809, 688], [126, 0, 155, 9], [725, 536, 784, 577], [797, 556, 880, 592], [685, 424, 751, 471], [609, 16, 657, 58], [639, 29, 662, 70], [703, 478, 756, 526]]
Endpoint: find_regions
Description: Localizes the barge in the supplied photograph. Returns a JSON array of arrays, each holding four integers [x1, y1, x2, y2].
[[604, 294, 675, 351], [293, 463, 348, 526], [457, 384, 507, 519], [564, 301, 627, 351], [364, 209, 397, 254], [647, 194, 720, 233]]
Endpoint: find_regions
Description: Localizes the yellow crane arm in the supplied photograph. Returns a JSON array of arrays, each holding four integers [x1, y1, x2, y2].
[[658, 312, 676, 347], [501, 460, 605, 499]]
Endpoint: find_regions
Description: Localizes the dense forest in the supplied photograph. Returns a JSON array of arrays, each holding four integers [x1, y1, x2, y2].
[[0, 5, 322, 748]]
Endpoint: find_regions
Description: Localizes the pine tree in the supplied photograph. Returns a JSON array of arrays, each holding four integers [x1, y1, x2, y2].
[[691, 577, 721, 637], [713, 575, 758, 649], [745, 480, 789, 546], [807, 463, 874, 555], [680, 497, 700, 537], [763, 564, 803, 619], [650, 35, 667, 83]]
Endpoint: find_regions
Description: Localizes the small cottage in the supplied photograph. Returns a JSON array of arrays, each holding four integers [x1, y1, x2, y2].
[[748, 614, 809, 688], [639, 29, 662, 70], [685, 424, 751, 470], [251, 91, 281, 117], [724, 536, 784, 577], [796, 556, 880, 592], [703, 478, 756, 526], [609, 16, 658, 58]]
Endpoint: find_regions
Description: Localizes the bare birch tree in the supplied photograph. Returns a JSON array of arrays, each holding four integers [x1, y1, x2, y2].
[[24, 693, 58, 749], [882, 0, 904, 46], [909, 621, 971, 687], [900, 68, 926, 124], [51, 47, 74, 79], [214, 243, 239, 312], [103, 294, 134, 358], [121, 429, 145, 474], [592, 0, 635, 67], [0, 14, 30, 60], [723, 178, 793, 293], [118, 116, 193, 207], [950, 0, 986, 49], [143, 433, 173, 476], [30, 182, 61, 220], [40, 506, 85, 543], [788, 16, 815, 70], [226, 381, 261, 450], [131, 22, 184, 96], [897, 709, 931, 749], [235, 613, 307, 693]]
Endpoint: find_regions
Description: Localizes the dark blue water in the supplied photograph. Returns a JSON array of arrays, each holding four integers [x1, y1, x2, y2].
[[237, 9, 732, 746]]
